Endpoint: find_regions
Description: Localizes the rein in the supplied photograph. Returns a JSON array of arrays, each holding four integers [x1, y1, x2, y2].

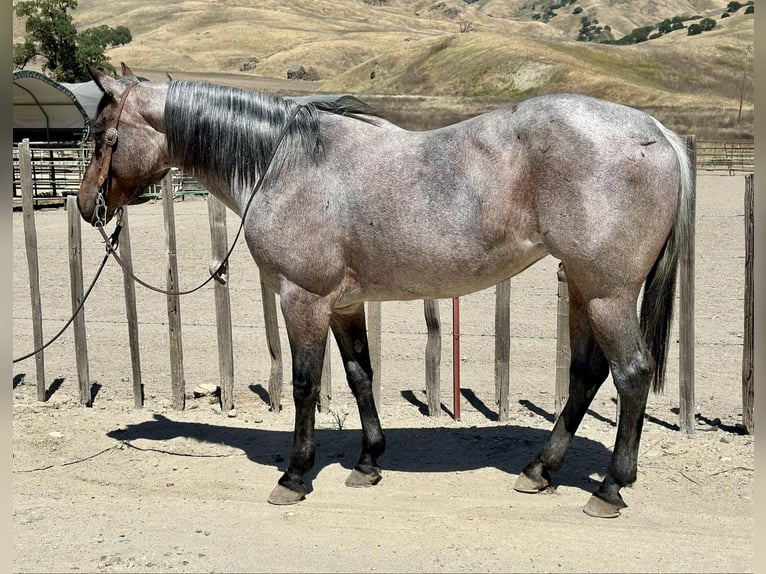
[[14, 91, 306, 363]]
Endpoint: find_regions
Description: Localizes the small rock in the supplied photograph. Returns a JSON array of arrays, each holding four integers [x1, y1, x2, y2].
[[720, 434, 733, 444], [240, 58, 258, 72], [287, 64, 306, 80], [48, 431, 63, 439], [193, 383, 220, 398], [227, 409, 237, 418]]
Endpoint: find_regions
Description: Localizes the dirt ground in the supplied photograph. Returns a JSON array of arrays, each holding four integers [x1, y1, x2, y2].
[[12, 174, 754, 573]]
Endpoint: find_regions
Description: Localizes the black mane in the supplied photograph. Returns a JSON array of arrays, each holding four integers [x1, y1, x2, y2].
[[164, 81, 375, 190]]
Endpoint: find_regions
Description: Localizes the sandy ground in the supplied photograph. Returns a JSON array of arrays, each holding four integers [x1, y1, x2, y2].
[[12, 174, 754, 573]]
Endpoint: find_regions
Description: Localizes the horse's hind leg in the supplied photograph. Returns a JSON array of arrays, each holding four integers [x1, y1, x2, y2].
[[330, 304, 386, 488], [268, 287, 330, 505], [581, 295, 655, 518], [515, 278, 610, 494]]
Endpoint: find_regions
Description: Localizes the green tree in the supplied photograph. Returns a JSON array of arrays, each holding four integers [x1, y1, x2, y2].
[[14, 0, 130, 82]]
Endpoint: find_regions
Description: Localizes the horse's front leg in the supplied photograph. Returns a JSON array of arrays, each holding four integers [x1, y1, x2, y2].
[[330, 303, 386, 488], [267, 286, 330, 505]]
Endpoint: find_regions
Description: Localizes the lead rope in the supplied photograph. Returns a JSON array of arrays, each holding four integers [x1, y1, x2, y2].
[[96, 102, 304, 296], [13, 103, 305, 363], [13, 222, 124, 364]]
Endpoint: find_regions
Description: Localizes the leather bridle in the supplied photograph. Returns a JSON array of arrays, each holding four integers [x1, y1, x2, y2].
[[15, 89, 307, 363], [92, 80, 139, 227]]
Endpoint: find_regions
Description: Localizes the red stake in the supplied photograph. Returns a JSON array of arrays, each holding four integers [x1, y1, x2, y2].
[[452, 296, 461, 421]]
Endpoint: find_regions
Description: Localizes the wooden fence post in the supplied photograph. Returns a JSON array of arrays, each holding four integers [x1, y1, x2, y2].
[[452, 297, 461, 421], [118, 208, 144, 408], [207, 196, 235, 412], [18, 139, 47, 402], [679, 135, 697, 435], [423, 299, 441, 416], [368, 301, 382, 411], [555, 263, 570, 420], [260, 281, 283, 412], [67, 196, 90, 406], [494, 279, 511, 421], [161, 175, 185, 410], [319, 338, 332, 412], [742, 174, 754, 434]]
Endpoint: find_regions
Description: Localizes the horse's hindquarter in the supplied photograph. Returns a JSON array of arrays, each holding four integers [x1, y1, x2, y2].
[[511, 95, 682, 292]]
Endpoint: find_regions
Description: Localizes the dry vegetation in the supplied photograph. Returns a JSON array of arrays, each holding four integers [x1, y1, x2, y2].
[[17, 0, 754, 138]]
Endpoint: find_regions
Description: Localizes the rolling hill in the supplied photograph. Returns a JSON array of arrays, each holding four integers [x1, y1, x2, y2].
[[14, 0, 754, 137]]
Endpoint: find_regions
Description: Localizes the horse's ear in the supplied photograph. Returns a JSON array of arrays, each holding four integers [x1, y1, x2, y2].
[[120, 62, 137, 80], [87, 64, 125, 99]]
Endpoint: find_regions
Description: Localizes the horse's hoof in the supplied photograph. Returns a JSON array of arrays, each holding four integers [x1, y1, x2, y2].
[[345, 467, 382, 488], [582, 494, 624, 518], [513, 470, 549, 493], [267, 483, 306, 505]]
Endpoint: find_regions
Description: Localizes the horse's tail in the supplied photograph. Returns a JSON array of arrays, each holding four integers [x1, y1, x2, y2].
[[640, 119, 694, 393]]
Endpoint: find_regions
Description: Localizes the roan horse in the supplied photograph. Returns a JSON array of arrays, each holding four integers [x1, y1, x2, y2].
[[79, 63, 692, 518]]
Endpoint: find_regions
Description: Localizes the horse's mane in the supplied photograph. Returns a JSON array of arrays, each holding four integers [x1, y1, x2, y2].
[[164, 81, 375, 190]]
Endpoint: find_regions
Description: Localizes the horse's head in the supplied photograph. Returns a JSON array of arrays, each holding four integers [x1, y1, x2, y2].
[[78, 63, 171, 226]]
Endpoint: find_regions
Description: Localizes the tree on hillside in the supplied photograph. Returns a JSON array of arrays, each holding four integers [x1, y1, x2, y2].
[[13, 0, 131, 82]]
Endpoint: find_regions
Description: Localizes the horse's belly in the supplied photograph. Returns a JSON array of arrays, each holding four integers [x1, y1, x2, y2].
[[347, 239, 548, 303]]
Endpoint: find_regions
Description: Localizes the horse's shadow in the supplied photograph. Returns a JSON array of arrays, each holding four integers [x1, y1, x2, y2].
[[106, 412, 611, 494]]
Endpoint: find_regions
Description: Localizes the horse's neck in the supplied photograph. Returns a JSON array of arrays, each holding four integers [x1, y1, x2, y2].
[[163, 82, 292, 217]]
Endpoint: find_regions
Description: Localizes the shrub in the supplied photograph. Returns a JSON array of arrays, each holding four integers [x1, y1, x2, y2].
[[614, 25, 654, 44]]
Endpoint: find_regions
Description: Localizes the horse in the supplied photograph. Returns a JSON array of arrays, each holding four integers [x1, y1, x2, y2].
[[79, 63, 693, 518]]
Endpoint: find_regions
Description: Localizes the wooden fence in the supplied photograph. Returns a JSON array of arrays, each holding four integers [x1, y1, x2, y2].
[[14, 137, 754, 434], [11, 144, 205, 210], [12, 139, 753, 205]]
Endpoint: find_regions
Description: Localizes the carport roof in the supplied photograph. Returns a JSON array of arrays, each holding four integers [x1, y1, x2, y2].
[[13, 70, 98, 143]]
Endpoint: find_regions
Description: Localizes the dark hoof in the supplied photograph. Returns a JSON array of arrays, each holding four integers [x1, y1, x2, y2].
[[583, 493, 626, 518], [267, 483, 306, 505], [345, 467, 382, 488], [513, 469, 550, 493]]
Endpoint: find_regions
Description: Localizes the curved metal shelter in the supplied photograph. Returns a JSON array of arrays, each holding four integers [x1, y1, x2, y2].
[[13, 70, 98, 144]]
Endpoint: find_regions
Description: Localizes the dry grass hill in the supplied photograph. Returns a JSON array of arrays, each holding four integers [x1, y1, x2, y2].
[[16, 0, 754, 137]]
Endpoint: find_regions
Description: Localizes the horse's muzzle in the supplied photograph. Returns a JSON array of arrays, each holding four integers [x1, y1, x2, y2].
[[77, 185, 111, 227]]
